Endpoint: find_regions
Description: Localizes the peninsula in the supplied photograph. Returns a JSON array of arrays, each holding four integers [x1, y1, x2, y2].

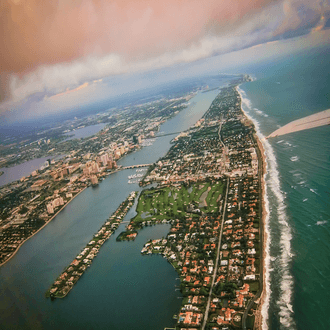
[[2, 74, 266, 329], [0, 91, 194, 266], [118, 80, 265, 329], [87, 77, 265, 329]]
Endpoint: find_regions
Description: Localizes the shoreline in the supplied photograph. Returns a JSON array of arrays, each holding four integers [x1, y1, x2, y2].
[[236, 86, 269, 329], [46, 191, 138, 299], [0, 186, 87, 268], [254, 135, 268, 330], [0, 159, 132, 268]]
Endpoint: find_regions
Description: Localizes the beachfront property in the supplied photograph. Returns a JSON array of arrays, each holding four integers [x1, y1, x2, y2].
[[120, 82, 264, 329], [1, 75, 262, 328]]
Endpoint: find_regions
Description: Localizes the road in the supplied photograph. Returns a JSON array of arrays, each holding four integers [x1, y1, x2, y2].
[[242, 133, 265, 330], [201, 176, 229, 330]]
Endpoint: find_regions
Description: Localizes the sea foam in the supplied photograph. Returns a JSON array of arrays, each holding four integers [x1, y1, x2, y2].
[[237, 86, 296, 329]]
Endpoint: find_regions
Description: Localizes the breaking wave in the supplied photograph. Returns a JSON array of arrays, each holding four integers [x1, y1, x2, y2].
[[316, 220, 327, 226], [237, 87, 296, 329]]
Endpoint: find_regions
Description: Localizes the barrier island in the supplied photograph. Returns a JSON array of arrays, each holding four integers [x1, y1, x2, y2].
[[45, 75, 265, 329], [119, 78, 265, 329], [46, 191, 137, 299]]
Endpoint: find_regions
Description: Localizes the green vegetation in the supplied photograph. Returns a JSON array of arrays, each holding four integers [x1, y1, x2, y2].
[[213, 281, 238, 298], [249, 281, 259, 293], [46, 192, 137, 299], [127, 181, 224, 230], [246, 314, 255, 329]]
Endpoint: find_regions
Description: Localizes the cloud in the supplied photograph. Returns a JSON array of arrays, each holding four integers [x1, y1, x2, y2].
[[0, 0, 274, 73], [0, 0, 329, 105]]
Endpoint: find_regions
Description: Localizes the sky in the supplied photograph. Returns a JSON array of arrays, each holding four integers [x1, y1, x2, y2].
[[0, 0, 330, 122]]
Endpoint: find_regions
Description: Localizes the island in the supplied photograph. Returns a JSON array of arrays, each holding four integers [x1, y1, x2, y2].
[[1, 74, 266, 329], [0, 90, 194, 266], [46, 191, 137, 299], [118, 81, 265, 329]]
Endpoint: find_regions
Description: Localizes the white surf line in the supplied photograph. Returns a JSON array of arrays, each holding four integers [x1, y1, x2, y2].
[[237, 86, 296, 329]]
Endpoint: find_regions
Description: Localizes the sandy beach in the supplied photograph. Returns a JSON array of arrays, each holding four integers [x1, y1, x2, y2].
[[236, 86, 269, 329], [254, 136, 268, 330]]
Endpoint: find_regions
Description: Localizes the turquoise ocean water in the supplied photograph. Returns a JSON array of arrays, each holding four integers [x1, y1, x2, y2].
[[239, 47, 330, 330]]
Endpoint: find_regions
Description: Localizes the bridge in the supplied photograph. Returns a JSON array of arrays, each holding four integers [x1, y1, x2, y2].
[[121, 163, 153, 170], [154, 131, 183, 138]]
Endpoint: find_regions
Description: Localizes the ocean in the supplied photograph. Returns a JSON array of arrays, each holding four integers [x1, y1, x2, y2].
[[239, 47, 330, 330], [0, 48, 329, 330]]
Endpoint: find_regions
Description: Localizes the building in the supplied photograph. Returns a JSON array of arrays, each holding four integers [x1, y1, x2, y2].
[[91, 175, 98, 186], [100, 154, 109, 167], [47, 203, 54, 214]]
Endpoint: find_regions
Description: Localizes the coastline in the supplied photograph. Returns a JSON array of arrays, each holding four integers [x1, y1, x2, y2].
[[0, 160, 132, 268], [254, 135, 268, 330], [0, 186, 87, 268], [237, 86, 269, 329]]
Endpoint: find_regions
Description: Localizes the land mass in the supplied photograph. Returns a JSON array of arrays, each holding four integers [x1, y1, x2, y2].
[[0, 90, 194, 266], [121, 79, 265, 329], [1, 74, 265, 330], [44, 74, 265, 330]]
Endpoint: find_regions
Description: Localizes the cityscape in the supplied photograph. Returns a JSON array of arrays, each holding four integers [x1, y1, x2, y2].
[[0, 1, 329, 329]]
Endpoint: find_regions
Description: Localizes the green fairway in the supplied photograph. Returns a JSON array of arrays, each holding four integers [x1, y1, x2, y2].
[[129, 181, 225, 228]]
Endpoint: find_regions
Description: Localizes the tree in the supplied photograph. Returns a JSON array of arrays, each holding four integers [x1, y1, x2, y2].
[[19, 205, 28, 214]]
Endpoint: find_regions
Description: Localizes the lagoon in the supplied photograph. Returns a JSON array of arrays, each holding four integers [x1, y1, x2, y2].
[[0, 156, 54, 187], [0, 88, 221, 330], [63, 123, 107, 141]]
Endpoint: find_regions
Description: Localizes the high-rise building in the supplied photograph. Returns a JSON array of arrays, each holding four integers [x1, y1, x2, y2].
[[91, 175, 98, 186], [100, 154, 109, 167], [62, 168, 69, 177], [83, 166, 92, 176], [92, 162, 100, 173]]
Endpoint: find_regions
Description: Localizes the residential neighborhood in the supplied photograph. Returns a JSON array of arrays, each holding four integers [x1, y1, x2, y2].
[[1, 75, 263, 329], [0, 92, 193, 265], [124, 83, 263, 329]]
